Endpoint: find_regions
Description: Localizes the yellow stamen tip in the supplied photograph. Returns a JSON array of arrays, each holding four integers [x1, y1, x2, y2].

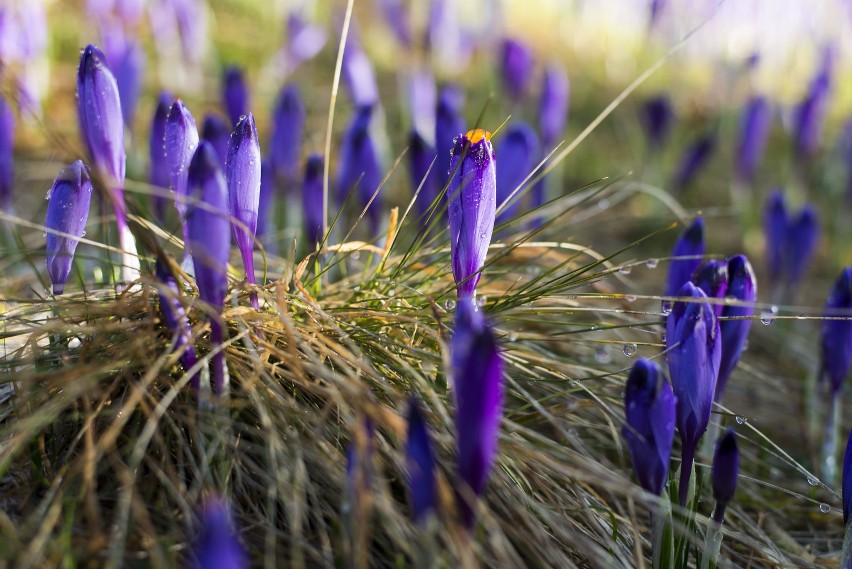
[[465, 129, 492, 143]]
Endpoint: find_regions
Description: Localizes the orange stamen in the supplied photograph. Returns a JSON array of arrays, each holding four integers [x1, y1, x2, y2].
[[465, 129, 492, 143]]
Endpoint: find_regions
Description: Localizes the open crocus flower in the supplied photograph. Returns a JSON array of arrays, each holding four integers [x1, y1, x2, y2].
[[222, 66, 249, 126], [405, 398, 437, 525], [664, 217, 705, 299], [148, 92, 171, 222], [45, 161, 94, 295], [496, 123, 539, 225], [0, 95, 13, 213], [201, 113, 230, 168], [622, 358, 676, 496], [154, 259, 198, 388], [447, 129, 497, 300], [666, 281, 721, 506], [734, 95, 772, 185], [165, 99, 199, 262], [193, 497, 247, 569]]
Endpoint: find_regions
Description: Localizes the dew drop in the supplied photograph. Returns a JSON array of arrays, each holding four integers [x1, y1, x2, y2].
[[760, 305, 778, 325], [645, 258, 658, 269], [660, 301, 672, 315], [445, 299, 456, 311], [388, 289, 395, 297], [569, 380, 580, 388], [619, 265, 632, 275], [68, 337, 81, 349], [476, 295, 487, 308], [594, 346, 611, 364], [819, 503, 831, 513], [508, 333, 518, 342], [622, 343, 637, 357], [45, 189, 51, 200], [660, 333, 666, 344], [351, 251, 361, 260], [735, 415, 747, 425], [353, 285, 360, 292], [597, 198, 609, 209], [807, 475, 819, 486], [625, 295, 636, 302]]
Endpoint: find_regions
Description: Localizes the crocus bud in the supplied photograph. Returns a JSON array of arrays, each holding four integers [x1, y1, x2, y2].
[[435, 84, 465, 197], [226, 113, 261, 310], [201, 114, 230, 168], [735, 96, 772, 185], [337, 105, 382, 235], [639, 95, 674, 149], [784, 205, 819, 292], [269, 84, 305, 187], [692, 260, 729, 318], [538, 65, 569, 150], [186, 142, 230, 394], [342, 37, 379, 108], [666, 281, 721, 506], [256, 158, 274, 240], [671, 133, 716, 191], [193, 497, 247, 569], [222, 66, 249, 126], [763, 189, 787, 285], [379, 0, 412, 47], [711, 429, 739, 523], [0, 96, 13, 212], [45, 161, 94, 295], [453, 304, 503, 529], [149, 92, 171, 222], [794, 46, 834, 159], [622, 358, 676, 495], [280, 12, 327, 76], [109, 38, 145, 127], [820, 267, 852, 397], [302, 154, 324, 248], [496, 123, 539, 225], [406, 398, 436, 524], [500, 38, 534, 103], [409, 129, 438, 216], [409, 70, 436, 145], [447, 129, 497, 299], [155, 259, 198, 388], [716, 255, 757, 400], [165, 99, 199, 254], [664, 217, 704, 298]]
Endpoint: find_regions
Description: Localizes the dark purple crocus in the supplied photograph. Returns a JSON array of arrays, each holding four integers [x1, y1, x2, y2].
[[186, 142, 230, 395], [692, 260, 729, 318], [448, 130, 497, 299], [820, 268, 852, 397], [222, 66, 249, 127], [716, 255, 757, 400], [735, 95, 772, 185], [256, 158, 274, 240], [226, 114, 261, 311], [155, 259, 198, 388], [269, 84, 305, 188], [45, 161, 94, 295], [784, 205, 819, 291], [500, 38, 534, 103], [408, 130, 438, 217], [165, 99, 199, 255], [435, 84, 465, 198], [710, 429, 739, 523], [666, 281, 721, 506], [670, 133, 716, 192], [193, 497, 247, 569], [763, 189, 787, 284], [201, 114, 230, 168], [149, 92, 171, 222], [639, 95, 674, 149], [108, 38, 144, 128], [496, 123, 539, 225], [664, 217, 704, 298], [405, 398, 436, 524], [453, 301, 503, 529], [337, 105, 382, 235], [794, 46, 834, 159], [622, 358, 676, 496], [302, 154, 324, 248], [0, 96, 13, 212]]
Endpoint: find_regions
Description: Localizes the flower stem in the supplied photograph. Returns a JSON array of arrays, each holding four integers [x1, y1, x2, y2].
[[210, 318, 227, 395], [821, 392, 841, 483]]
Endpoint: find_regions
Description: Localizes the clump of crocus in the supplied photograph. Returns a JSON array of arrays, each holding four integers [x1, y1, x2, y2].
[[226, 113, 261, 310], [148, 92, 171, 222], [664, 217, 705, 300], [734, 95, 772, 186], [702, 429, 739, 569], [186, 141, 230, 395], [77, 44, 139, 283], [496, 123, 539, 225], [841, 428, 852, 567], [45, 161, 94, 295], [337, 105, 382, 236], [447, 129, 497, 300], [408, 129, 438, 216], [666, 282, 721, 506], [406, 398, 437, 524], [222, 66, 249, 126], [201, 113, 230, 168], [639, 94, 675, 150], [269, 84, 305, 189], [154, 259, 198, 388], [762, 190, 819, 298], [165, 99, 199, 264], [500, 38, 534, 103], [435, 84, 465, 198], [192, 497, 247, 569], [670, 132, 716, 192], [302, 154, 324, 248], [452, 298, 503, 529], [0, 95, 14, 213], [622, 358, 676, 496]]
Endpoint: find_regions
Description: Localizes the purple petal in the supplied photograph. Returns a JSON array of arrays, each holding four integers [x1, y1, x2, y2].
[[538, 65, 569, 149], [716, 255, 756, 400], [337, 105, 383, 234], [692, 259, 729, 318], [0, 96, 13, 212], [409, 70, 436, 143], [735, 95, 772, 184], [639, 94, 674, 148], [165, 99, 199, 220], [149, 92, 171, 222], [408, 129, 437, 216], [222, 66, 249, 127], [269, 84, 305, 185], [435, 84, 466, 200], [193, 497, 247, 569], [496, 123, 539, 224], [784, 205, 819, 291], [201, 113, 230, 169], [762, 189, 787, 284], [671, 132, 716, 191], [821, 267, 852, 395], [500, 38, 534, 103], [302, 154, 324, 247], [711, 428, 739, 521], [155, 259, 198, 388], [406, 398, 437, 524], [45, 161, 93, 295], [342, 36, 380, 108], [664, 217, 704, 298], [378, 0, 412, 47]]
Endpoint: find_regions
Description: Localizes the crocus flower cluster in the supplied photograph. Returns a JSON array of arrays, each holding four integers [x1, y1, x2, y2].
[[45, 161, 94, 295], [762, 190, 819, 295]]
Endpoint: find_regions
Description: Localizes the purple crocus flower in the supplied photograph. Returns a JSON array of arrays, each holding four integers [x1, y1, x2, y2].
[[820, 267, 852, 397], [256, 158, 274, 240], [453, 300, 503, 529], [278, 11, 327, 77], [409, 70, 437, 144], [670, 133, 716, 192], [794, 46, 834, 159], [222, 66, 249, 126], [435, 84, 465, 197], [155, 259, 198, 388], [666, 281, 721, 506], [710, 429, 739, 523], [201, 114, 230, 168], [405, 397, 437, 524], [447, 129, 497, 299], [408, 129, 437, 216], [496, 123, 539, 225], [639, 95, 674, 149], [735, 95, 772, 185], [149, 92, 171, 222], [186, 141, 230, 395], [716, 255, 757, 400], [165, 99, 199, 255], [45, 161, 94, 295], [763, 189, 787, 285], [0, 96, 13, 212], [378, 0, 412, 47], [538, 64, 569, 150], [664, 217, 704, 298], [269, 84, 305, 188], [337, 105, 383, 235], [622, 358, 676, 496], [692, 260, 729, 318], [226, 114, 261, 311], [108, 38, 145, 128], [302, 154, 324, 248], [193, 497, 247, 569], [500, 38, 534, 103], [342, 36, 380, 108], [784, 205, 819, 291]]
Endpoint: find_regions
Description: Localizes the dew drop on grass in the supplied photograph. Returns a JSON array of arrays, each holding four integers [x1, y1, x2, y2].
[[597, 198, 609, 209], [660, 301, 672, 315], [476, 295, 487, 307], [351, 250, 360, 260], [619, 265, 632, 275], [625, 295, 636, 302], [819, 503, 830, 513], [735, 416, 747, 425], [660, 333, 666, 344], [444, 299, 456, 311], [761, 305, 778, 325], [622, 343, 637, 357], [569, 380, 580, 388], [807, 475, 819, 486], [645, 258, 658, 269], [508, 333, 518, 342], [388, 289, 395, 297]]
